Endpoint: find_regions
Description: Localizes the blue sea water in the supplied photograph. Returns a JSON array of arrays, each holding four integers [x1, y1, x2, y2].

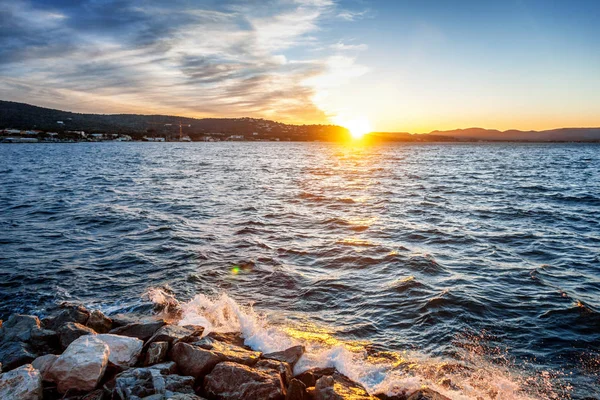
[[0, 142, 599, 399]]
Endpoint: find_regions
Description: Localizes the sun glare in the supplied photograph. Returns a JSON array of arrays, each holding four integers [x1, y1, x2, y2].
[[343, 117, 372, 139]]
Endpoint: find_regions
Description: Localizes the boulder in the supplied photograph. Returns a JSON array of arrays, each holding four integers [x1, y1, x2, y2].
[[171, 341, 261, 379], [58, 322, 96, 349], [0, 340, 37, 371], [264, 345, 305, 367], [406, 388, 451, 400], [96, 334, 143, 367], [148, 361, 178, 375], [147, 325, 203, 345], [145, 341, 169, 366], [87, 310, 113, 333], [31, 354, 59, 381], [48, 335, 110, 393], [204, 331, 246, 348], [294, 367, 336, 388], [109, 320, 165, 341], [46, 303, 91, 331], [114, 367, 195, 399], [0, 364, 43, 400], [313, 373, 376, 400], [28, 328, 59, 354], [0, 314, 41, 342], [257, 359, 293, 386], [204, 361, 286, 400], [286, 378, 307, 400]]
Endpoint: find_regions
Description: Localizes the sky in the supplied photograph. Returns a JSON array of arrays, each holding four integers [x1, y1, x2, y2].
[[1, 0, 599, 132]]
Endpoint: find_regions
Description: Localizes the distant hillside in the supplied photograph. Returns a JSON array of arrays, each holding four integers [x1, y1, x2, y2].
[[428, 127, 600, 142], [0, 100, 349, 141]]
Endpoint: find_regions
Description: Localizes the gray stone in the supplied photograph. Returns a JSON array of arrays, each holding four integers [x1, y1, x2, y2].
[[145, 341, 169, 366], [110, 320, 165, 341], [170, 342, 222, 379], [0, 340, 37, 371], [0, 314, 41, 342], [96, 334, 143, 367], [204, 361, 285, 400], [264, 345, 305, 367], [114, 368, 195, 399], [148, 362, 178, 375], [87, 310, 113, 333], [31, 354, 59, 381], [147, 325, 203, 345], [58, 322, 96, 349], [0, 364, 43, 400], [47, 303, 91, 331]]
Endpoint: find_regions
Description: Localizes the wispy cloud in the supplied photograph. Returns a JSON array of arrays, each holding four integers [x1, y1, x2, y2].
[[0, 0, 367, 124]]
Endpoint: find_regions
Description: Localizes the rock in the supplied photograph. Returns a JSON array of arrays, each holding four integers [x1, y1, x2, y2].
[[286, 378, 307, 400], [257, 359, 293, 386], [205, 331, 246, 347], [48, 335, 110, 393], [264, 345, 305, 367], [0, 340, 37, 371], [406, 388, 451, 400], [47, 303, 91, 331], [145, 341, 169, 366], [147, 325, 203, 345], [294, 367, 336, 388], [28, 328, 59, 354], [171, 341, 261, 379], [95, 334, 143, 367], [58, 322, 96, 349], [0, 364, 43, 399], [204, 361, 286, 400], [109, 320, 165, 341], [168, 394, 207, 400], [313, 373, 376, 400], [80, 389, 106, 400], [87, 310, 113, 333], [31, 354, 59, 381], [148, 361, 178, 375], [0, 314, 41, 342], [114, 367, 195, 399]]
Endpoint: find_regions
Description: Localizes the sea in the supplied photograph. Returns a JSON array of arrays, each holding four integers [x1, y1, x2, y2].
[[1, 142, 599, 399]]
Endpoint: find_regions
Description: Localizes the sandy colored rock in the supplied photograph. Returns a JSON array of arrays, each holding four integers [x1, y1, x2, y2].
[[0, 364, 43, 400], [87, 310, 113, 333], [145, 341, 169, 366], [58, 322, 96, 349], [170, 342, 223, 378], [31, 354, 58, 381], [49, 335, 109, 393], [96, 333, 143, 366], [264, 345, 305, 367], [204, 361, 286, 400], [406, 388, 451, 400], [314, 373, 376, 400]]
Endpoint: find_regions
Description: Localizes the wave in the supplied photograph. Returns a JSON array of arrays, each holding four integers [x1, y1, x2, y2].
[[146, 288, 562, 400]]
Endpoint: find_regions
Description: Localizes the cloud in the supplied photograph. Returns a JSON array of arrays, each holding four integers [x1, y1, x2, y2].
[[0, 0, 367, 124], [337, 9, 369, 21], [330, 42, 368, 51]]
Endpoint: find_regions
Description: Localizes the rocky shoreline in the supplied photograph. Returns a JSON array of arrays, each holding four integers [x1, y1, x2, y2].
[[0, 302, 450, 400]]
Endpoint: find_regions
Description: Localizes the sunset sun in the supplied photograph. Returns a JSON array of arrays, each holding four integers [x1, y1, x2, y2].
[[342, 117, 372, 139]]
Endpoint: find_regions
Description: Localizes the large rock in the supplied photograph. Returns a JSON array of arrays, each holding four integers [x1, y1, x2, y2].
[[171, 341, 261, 379], [48, 335, 110, 393], [46, 303, 91, 331], [87, 310, 113, 333], [58, 322, 96, 349], [31, 354, 58, 381], [204, 361, 286, 400], [0, 364, 43, 400], [109, 320, 165, 341], [264, 345, 305, 367], [406, 388, 451, 400], [0, 314, 41, 342], [145, 341, 169, 366], [147, 324, 203, 345], [313, 373, 376, 400], [257, 359, 293, 386], [286, 378, 307, 400], [114, 367, 195, 399], [96, 334, 143, 367], [294, 367, 336, 388], [0, 340, 37, 371]]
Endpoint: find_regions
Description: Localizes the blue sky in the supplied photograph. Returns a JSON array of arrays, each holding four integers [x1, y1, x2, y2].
[[1, 0, 599, 131]]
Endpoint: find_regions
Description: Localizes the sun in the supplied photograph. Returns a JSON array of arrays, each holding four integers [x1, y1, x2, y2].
[[343, 117, 372, 139]]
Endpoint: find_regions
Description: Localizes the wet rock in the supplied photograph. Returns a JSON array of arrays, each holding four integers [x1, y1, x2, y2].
[[204, 361, 286, 400], [145, 341, 169, 366], [0, 364, 43, 400], [0, 314, 41, 342], [0, 340, 37, 371], [148, 361, 178, 375], [147, 324, 203, 345], [286, 378, 307, 400], [197, 340, 262, 364], [96, 334, 143, 367], [406, 388, 450, 400], [257, 359, 293, 386], [114, 367, 195, 399], [31, 354, 59, 381], [58, 322, 97, 349], [294, 367, 336, 388], [47, 303, 91, 331], [29, 328, 59, 354], [109, 320, 165, 341], [205, 332, 246, 347], [87, 310, 113, 334], [48, 335, 110, 393], [313, 373, 376, 400], [170, 342, 223, 379], [264, 345, 305, 367]]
